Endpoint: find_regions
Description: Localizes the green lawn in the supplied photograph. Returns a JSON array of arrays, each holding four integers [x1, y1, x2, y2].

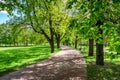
[[0, 45, 59, 76], [81, 47, 120, 80]]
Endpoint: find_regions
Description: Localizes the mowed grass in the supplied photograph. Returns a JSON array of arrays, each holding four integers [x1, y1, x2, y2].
[[0, 45, 59, 76], [81, 46, 120, 80]]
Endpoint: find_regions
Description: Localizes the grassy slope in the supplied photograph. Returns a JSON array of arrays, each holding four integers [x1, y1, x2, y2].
[[81, 46, 120, 80], [0, 45, 59, 76]]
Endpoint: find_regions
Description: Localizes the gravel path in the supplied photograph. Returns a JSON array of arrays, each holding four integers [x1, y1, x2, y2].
[[0, 46, 86, 80]]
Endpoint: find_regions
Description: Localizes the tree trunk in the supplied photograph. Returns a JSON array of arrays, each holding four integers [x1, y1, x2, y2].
[[41, 29, 54, 53], [56, 37, 60, 48], [55, 33, 60, 48], [96, 20, 104, 65], [40, 16, 55, 53], [88, 39, 94, 56], [75, 36, 78, 49], [96, 43, 104, 65], [27, 2, 55, 53], [49, 40, 54, 53], [50, 34, 54, 53], [49, 16, 54, 53]]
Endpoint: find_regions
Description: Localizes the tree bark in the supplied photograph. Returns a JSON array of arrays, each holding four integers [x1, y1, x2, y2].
[[55, 33, 60, 48], [96, 20, 104, 65], [96, 43, 104, 65], [49, 16, 54, 53], [50, 29, 54, 53], [49, 39, 54, 53], [56, 35, 60, 48], [41, 29, 54, 53], [88, 39, 94, 56], [26, 0, 55, 53]]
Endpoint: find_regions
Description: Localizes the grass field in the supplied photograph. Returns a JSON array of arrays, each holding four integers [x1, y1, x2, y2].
[[81, 46, 120, 80], [0, 45, 59, 76]]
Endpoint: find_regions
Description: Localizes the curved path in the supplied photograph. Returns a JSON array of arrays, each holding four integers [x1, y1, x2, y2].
[[0, 46, 86, 80]]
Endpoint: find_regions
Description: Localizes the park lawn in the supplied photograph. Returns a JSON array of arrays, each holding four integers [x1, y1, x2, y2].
[[0, 45, 59, 76], [82, 50, 120, 80]]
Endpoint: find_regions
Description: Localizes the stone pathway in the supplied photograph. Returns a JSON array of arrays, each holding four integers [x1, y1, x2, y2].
[[0, 46, 86, 80]]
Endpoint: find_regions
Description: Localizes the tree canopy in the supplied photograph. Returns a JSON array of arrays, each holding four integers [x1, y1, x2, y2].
[[0, 0, 120, 65]]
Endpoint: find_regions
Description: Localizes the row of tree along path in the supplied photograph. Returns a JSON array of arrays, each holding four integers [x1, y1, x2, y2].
[[0, 46, 86, 80]]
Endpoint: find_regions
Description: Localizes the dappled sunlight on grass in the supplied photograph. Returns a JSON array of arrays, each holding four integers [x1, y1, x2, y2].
[[81, 48, 120, 80], [87, 62, 120, 80], [0, 45, 59, 76]]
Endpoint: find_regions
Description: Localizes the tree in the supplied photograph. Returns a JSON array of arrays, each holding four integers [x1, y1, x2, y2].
[[67, 0, 120, 65], [0, 24, 13, 46], [51, 0, 68, 48], [68, 19, 80, 49], [1, 0, 67, 53], [88, 39, 94, 56]]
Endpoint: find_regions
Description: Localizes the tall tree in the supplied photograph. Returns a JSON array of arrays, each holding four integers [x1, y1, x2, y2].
[[52, 0, 68, 48], [1, 0, 67, 52], [67, 0, 120, 65]]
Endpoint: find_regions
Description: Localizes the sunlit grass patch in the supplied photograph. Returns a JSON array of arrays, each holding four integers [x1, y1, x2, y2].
[[0, 45, 59, 76]]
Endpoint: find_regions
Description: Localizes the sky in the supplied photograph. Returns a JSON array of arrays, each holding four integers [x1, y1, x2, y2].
[[0, 11, 9, 24]]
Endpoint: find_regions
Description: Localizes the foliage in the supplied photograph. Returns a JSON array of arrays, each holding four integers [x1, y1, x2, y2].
[[66, 0, 120, 41], [66, 0, 120, 65], [109, 38, 120, 53], [0, 0, 70, 52], [0, 23, 46, 46]]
